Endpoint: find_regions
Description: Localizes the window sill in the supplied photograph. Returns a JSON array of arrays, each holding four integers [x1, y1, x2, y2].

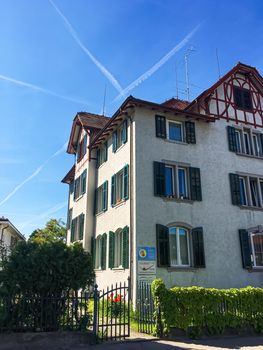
[[247, 267, 263, 272], [164, 139, 188, 146], [97, 161, 106, 170], [74, 193, 85, 202], [162, 196, 193, 204], [95, 209, 107, 217], [113, 142, 126, 154], [112, 199, 127, 209], [239, 205, 263, 212], [236, 152, 263, 160], [111, 267, 125, 271]]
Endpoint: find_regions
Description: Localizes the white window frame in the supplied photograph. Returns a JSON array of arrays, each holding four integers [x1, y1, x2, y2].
[[249, 228, 263, 268], [252, 133, 260, 157], [233, 127, 263, 158], [116, 169, 124, 203], [239, 176, 248, 206], [243, 131, 251, 155], [166, 120, 184, 142], [235, 130, 242, 153], [238, 174, 263, 208], [169, 226, 190, 267], [164, 164, 189, 200]]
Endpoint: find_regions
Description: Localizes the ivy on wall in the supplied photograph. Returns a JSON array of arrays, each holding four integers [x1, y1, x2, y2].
[[151, 279, 263, 337]]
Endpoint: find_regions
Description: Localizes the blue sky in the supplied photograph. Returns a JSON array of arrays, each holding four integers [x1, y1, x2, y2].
[[0, 0, 262, 237]]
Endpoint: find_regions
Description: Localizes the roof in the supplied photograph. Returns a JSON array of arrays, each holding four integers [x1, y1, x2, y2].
[[67, 112, 109, 154], [0, 217, 25, 241], [90, 95, 216, 148], [61, 165, 75, 184], [185, 62, 263, 111], [162, 98, 190, 109]]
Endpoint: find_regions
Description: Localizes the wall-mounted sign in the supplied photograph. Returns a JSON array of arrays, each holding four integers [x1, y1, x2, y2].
[[138, 261, 156, 274], [137, 274, 156, 284], [137, 246, 156, 261]]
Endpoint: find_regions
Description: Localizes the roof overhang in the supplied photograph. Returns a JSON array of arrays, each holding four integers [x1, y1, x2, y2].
[[61, 165, 75, 184], [0, 218, 25, 241]]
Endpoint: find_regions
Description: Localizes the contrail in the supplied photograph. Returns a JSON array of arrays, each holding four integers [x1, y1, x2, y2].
[[49, 0, 124, 95], [113, 25, 201, 101], [0, 74, 89, 105], [0, 143, 67, 207], [19, 201, 68, 230]]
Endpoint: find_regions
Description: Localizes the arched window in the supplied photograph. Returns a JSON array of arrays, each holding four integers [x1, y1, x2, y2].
[[169, 226, 190, 267]]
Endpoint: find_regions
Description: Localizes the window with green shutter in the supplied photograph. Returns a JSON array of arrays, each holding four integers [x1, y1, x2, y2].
[[112, 130, 117, 152], [79, 213, 84, 240], [108, 231, 115, 269], [191, 227, 205, 268], [239, 229, 252, 269], [81, 170, 87, 194], [154, 161, 166, 196], [101, 233, 107, 270], [70, 218, 76, 242], [121, 120, 128, 144], [227, 126, 238, 152], [95, 181, 108, 214], [155, 115, 166, 138], [111, 165, 129, 206], [185, 121, 196, 144], [111, 175, 116, 206], [189, 167, 202, 201], [156, 224, 170, 267], [229, 173, 241, 205], [91, 237, 96, 268], [122, 226, 129, 269], [112, 120, 128, 153], [97, 142, 108, 167]]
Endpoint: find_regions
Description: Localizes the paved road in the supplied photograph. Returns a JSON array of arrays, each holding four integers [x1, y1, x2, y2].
[[95, 337, 263, 350]]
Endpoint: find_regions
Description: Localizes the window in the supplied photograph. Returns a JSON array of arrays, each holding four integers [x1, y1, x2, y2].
[[77, 134, 87, 162], [73, 170, 87, 200], [94, 233, 107, 270], [233, 86, 252, 110], [154, 161, 202, 201], [230, 173, 263, 208], [155, 115, 196, 144], [167, 121, 183, 142], [108, 227, 129, 269], [67, 208, 73, 230], [169, 227, 190, 267], [112, 120, 128, 152], [228, 126, 263, 158], [69, 181, 74, 195], [111, 165, 129, 206], [94, 181, 108, 214], [97, 142, 108, 167], [156, 224, 205, 268], [70, 213, 84, 242], [240, 227, 263, 268]]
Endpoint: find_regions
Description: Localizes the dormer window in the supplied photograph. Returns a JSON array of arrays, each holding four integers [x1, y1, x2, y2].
[[233, 86, 252, 111]]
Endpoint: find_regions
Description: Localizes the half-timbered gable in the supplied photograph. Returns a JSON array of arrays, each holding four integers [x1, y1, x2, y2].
[[186, 63, 263, 128]]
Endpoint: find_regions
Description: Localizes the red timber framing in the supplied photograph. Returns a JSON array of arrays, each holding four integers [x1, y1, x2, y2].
[[186, 62, 263, 129]]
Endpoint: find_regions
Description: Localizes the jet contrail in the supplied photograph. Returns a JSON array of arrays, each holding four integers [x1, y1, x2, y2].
[[0, 143, 67, 207], [113, 25, 201, 102], [19, 201, 68, 230], [0, 74, 89, 105], [49, 0, 124, 95]]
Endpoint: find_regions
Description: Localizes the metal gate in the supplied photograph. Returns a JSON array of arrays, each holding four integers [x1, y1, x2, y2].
[[93, 278, 130, 341], [136, 281, 154, 334]]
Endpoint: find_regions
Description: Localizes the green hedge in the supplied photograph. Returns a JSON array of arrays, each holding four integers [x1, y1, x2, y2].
[[151, 279, 263, 337]]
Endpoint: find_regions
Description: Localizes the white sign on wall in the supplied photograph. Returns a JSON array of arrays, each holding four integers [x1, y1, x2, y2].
[[138, 261, 156, 274]]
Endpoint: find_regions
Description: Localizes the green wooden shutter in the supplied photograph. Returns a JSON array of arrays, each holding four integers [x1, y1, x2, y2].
[[239, 229, 252, 269], [122, 226, 129, 269], [111, 174, 116, 206], [112, 131, 117, 152], [191, 227, 205, 268], [70, 219, 76, 242], [104, 141, 108, 162], [156, 224, 170, 267], [83, 134, 87, 155], [185, 121, 196, 144], [108, 231, 115, 269], [91, 237, 96, 268], [79, 214, 84, 240], [81, 170, 87, 194], [154, 161, 166, 196], [155, 115, 166, 138], [103, 181, 108, 211], [121, 120, 128, 144], [94, 189, 98, 215], [189, 167, 202, 201], [227, 126, 238, 152], [73, 180, 77, 201], [101, 233, 107, 270], [123, 165, 129, 200], [229, 173, 241, 205]]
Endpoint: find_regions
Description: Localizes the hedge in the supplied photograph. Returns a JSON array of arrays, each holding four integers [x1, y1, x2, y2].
[[151, 279, 263, 337]]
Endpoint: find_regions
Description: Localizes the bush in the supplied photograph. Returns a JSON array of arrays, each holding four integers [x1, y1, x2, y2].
[[151, 279, 263, 337]]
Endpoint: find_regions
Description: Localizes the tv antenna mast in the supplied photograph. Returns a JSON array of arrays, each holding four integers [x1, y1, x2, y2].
[[102, 84, 107, 116], [184, 46, 196, 101], [175, 62, 179, 99]]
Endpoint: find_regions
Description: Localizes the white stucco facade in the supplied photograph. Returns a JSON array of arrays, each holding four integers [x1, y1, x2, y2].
[[63, 63, 263, 299], [0, 218, 25, 261]]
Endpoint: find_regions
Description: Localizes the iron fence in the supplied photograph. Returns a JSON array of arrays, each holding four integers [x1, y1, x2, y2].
[[136, 281, 155, 334]]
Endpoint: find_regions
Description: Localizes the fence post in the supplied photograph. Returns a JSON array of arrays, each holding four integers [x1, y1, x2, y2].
[[93, 284, 99, 342]]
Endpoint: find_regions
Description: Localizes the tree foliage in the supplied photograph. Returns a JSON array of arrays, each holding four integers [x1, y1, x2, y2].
[[29, 219, 67, 244], [0, 241, 94, 297]]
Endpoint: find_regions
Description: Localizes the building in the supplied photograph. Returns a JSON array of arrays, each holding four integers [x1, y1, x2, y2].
[[62, 62, 263, 299], [0, 217, 25, 260]]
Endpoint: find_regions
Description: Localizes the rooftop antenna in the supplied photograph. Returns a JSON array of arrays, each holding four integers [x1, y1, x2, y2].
[[216, 48, 221, 79], [184, 46, 195, 101], [175, 62, 179, 99], [102, 84, 107, 116]]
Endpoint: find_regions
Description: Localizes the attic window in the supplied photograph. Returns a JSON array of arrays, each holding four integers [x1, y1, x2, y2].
[[233, 86, 252, 111]]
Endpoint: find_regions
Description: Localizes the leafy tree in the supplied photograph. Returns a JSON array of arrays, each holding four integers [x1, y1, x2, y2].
[[29, 219, 67, 244]]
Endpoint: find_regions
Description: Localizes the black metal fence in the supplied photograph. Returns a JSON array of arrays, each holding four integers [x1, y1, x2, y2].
[[0, 292, 94, 332], [94, 278, 130, 341], [136, 281, 155, 334]]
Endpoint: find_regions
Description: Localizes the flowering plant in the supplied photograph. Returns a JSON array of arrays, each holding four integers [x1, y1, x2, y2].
[[107, 293, 124, 317]]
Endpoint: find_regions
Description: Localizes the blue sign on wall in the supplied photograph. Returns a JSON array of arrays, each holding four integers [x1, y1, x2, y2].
[[137, 246, 156, 261]]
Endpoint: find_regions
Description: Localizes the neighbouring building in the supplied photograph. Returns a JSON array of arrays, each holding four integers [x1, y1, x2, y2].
[[0, 217, 25, 260], [62, 62, 263, 300]]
